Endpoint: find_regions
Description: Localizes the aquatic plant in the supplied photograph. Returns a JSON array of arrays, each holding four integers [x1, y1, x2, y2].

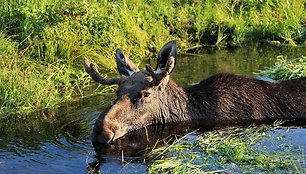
[[148, 123, 306, 173], [257, 56, 306, 80]]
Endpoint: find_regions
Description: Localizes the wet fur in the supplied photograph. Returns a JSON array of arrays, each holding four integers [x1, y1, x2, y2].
[[156, 73, 306, 125]]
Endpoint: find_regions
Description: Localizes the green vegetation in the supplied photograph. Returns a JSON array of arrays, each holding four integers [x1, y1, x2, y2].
[[0, 0, 305, 115], [258, 55, 306, 80], [0, 33, 91, 115], [148, 123, 306, 173]]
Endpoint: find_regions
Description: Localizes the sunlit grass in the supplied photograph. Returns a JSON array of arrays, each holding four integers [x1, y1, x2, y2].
[[148, 123, 306, 173], [0, 33, 91, 116], [257, 55, 306, 80], [0, 0, 305, 114]]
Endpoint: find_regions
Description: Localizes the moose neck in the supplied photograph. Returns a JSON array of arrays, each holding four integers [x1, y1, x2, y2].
[[154, 79, 206, 124]]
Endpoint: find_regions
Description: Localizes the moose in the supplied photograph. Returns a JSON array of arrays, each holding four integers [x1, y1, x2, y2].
[[83, 41, 306, 144]]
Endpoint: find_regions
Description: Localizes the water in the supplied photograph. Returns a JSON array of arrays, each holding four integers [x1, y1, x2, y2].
[[0, 43, 305, 173]]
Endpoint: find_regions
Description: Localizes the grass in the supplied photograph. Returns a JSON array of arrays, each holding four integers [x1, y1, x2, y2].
[[0, 0, 305, 115], [257, 55, 306, 80], [0, 33, 91, 115], [148, 123, 306, 173]]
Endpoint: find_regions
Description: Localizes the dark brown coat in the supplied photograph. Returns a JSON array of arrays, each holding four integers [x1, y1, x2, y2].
[[83, 41, 306, 144]]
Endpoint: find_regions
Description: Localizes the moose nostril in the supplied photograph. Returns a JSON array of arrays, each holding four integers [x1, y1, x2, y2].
[[92, 131, 115, 144]]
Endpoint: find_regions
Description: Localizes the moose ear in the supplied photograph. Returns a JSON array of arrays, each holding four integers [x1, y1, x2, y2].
[[115, 48, 139, 76], [156, 40, 177, 74]]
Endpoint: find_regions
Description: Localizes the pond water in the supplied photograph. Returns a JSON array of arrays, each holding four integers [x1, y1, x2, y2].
[[0, 43, 305, 174]]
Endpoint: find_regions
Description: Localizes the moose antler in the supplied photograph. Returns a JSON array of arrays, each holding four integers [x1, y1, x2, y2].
[[145, 56, 175, 85], [83, 58, 121, 85]]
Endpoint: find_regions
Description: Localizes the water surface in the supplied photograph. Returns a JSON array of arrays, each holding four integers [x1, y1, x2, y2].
[[0, 43, 305, 173]]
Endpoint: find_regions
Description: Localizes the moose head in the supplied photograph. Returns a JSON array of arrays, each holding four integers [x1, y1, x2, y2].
[[84, 41, 180, 144]]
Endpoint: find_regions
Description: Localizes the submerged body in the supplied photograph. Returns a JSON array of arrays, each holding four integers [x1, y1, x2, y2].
[[83, 41, 306, 144], [173, 73, 306, 123], [136, 73, 306, 127]]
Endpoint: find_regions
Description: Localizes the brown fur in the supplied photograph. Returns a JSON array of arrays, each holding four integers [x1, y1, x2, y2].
[[86, 41, 306, 144]]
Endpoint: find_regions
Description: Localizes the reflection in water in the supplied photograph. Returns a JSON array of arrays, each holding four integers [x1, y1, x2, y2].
[[0, 95, 107, 173], [89, 120, 306, 173], [88, 123, 199, 173], [0, 43, 305, 174], [171, 43, 306, 85]]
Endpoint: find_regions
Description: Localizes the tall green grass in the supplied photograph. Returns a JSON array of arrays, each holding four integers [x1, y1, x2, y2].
[[0, 0, 305, 114], [0, 33, 90, 115], [1, 0, 304, 62]]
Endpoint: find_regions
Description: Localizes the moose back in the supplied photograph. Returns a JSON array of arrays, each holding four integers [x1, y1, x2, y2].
[[83, 41, 306, 144]]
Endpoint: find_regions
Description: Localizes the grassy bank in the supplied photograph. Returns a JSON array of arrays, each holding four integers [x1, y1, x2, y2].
[[0, 33, 91, 115], [0, 0, 305, 114]]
